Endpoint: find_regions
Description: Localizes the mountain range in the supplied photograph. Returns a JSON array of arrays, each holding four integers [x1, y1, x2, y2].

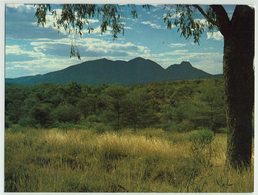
[[6, 57, 222, 85]]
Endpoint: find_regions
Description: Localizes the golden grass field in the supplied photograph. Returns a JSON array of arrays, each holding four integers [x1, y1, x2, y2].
[[5, 128, 254, 192]]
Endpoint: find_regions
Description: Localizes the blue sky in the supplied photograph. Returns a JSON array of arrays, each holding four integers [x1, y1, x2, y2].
[[5, 4, 235, 78]]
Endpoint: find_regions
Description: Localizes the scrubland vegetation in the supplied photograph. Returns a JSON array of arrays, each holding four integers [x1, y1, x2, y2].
[[5, 79, 254, 192], [5, 79, 226, 132]]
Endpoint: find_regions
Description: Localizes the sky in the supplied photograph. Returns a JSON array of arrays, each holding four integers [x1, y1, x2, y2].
[[5, 4, 235, 78]]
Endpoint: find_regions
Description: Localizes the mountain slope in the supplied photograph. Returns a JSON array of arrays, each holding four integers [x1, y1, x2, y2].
[[165, 61, 212, 80], [6, 58, 217, 85]]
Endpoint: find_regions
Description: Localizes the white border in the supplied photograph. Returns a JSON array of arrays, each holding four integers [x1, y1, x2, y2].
[[0, 2, 5, 194], [0, 1, 257, 195]]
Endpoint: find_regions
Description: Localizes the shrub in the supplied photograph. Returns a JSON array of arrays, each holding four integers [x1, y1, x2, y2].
[[189, 129, 215, 167], [86, 115, 101, 123], [5, 116, 11, 128], [189, 129, 214, 146], [163, 120, 195, 132], [57, 122, 76, 131], [9, 124, 26, 132], [94, 123, 112, 133], [53, 104, 81, 123], [18, 117, 34, 127], [30, 103, 54, 127]]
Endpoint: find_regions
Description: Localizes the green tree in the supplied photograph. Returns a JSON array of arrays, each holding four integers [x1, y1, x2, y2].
[[5, 85, 30, 125], [124, 88, 155, 130], [35, 4, 254, 168], [65, 82, 82, 105], [30, 103, 54, 127], [103, 85, 128, 130], [166, 84, 196, 128], [77, 96, 96, 118], [53, 104, 81, 123], [198, 80, 226, 131]]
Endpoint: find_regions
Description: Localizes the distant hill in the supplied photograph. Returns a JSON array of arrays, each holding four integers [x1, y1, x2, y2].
[[5, 57, 221, 85]]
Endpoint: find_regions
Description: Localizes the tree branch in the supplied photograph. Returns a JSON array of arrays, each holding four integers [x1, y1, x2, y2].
[[210, 5, 231, 36], [192, 5, 218, 27]]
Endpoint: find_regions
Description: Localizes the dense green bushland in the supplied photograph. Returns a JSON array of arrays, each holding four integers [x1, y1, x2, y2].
[[5, 79, 226, 132], [5, 128, 253, 192]]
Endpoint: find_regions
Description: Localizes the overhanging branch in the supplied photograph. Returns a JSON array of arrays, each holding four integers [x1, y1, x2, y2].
[[210, 5, 231, 36], [192, 5, 218, 27]]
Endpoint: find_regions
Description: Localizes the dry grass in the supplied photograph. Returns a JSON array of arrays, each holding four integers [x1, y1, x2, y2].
[[96, 132, 189, 159], [5, 128, 254, 192]]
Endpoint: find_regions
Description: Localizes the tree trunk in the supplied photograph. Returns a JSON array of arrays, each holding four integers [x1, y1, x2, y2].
[[223, 6, 254, 168]]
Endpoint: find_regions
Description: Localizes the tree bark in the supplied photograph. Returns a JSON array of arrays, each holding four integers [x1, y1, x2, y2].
[[223, 5, 254, 168]]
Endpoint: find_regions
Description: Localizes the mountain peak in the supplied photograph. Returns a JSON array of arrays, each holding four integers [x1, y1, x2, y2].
[[98, 58, 110, 61], [167, 61, 192, 70], [180, 61, 192, 67], [129, 57, 146, 62]]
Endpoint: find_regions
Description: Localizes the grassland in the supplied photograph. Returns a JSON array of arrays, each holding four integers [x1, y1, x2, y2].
[[5, 128, 253, 192]]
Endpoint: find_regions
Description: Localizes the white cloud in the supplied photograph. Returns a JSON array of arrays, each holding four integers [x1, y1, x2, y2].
[[194, 18, 209, 27], [141, 21, 162, 29], [6, 4, 35, 13], [6, 42, 77, 77], [87, 19, 99, 24], [169, 43, 186, 48], [207, 31, 224, 41], [174, 50, 188, 53], [6, 58, 80, 78], [77, 37, 152, 57], [6, 45, 45, 58], [124, 26, 132, 30]]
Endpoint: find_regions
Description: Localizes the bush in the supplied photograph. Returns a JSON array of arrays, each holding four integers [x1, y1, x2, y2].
[[163, 120, 195, 132], [86, 115, 101, 123], [9, 124, 26, 132], [189, 129, 214, 146], [18, 117, 34, 127], [53, 104, 81, 123], [189, 129, 215, 167], [94, 123, 112, 133], [30, 103, 54, 127], [5, 116, 11, 129], [56, 122, 77, 130]]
